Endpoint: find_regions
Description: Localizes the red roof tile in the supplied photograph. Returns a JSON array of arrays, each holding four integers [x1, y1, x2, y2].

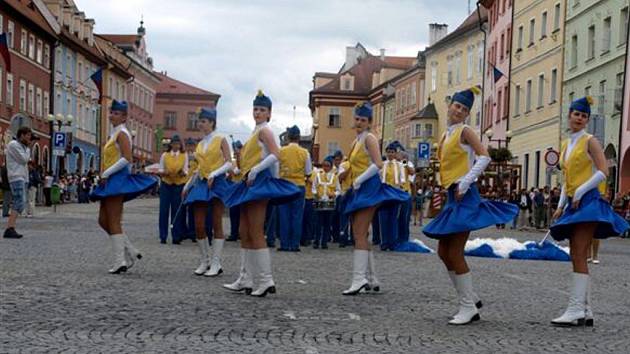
[[154, 72, 219, 97], [98, 34, 139, 45], [4, 0, 57, 37]]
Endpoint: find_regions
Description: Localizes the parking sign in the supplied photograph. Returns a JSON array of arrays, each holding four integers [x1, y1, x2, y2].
[[53, 132, 66, 149], [417, 142, 430, 160]]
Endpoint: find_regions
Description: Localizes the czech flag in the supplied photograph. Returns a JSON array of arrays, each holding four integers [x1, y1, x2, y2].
[[90, 68, 103, 102], [0, 33, 11, 72]]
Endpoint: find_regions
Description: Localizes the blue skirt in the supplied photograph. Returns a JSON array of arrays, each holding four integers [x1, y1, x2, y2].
[[183, 175, 232, 205], [550, 188, 629, 241], [90, 169, 158, 202], [422, 184, 518, 239], [224, 169, 301, 208], [342, 175, 410, 215]]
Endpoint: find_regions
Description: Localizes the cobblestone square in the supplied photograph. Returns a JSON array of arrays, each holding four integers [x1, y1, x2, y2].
[[1, 199, 629, 353]]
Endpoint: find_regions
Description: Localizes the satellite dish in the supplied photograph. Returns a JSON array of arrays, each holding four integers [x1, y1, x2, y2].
[[9, 113, 32, 137]]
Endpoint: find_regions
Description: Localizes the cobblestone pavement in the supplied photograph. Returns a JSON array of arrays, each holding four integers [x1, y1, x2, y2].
[[1, 199, 629, 353]]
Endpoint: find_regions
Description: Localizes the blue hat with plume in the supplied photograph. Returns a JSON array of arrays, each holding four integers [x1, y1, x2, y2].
[[111, 99, 128, 113], [570, 96, 594, 116], [323, 155, 334, 164], [451, 86, 481, 110], [333, 150, 343, 158], [170, 135, 181, 144], [287, 125, 300, 138], [185, 138, 196, 146], [386, 142, 398, 152], [198, 107, 217, 120], [354, 101, 373, 119], [253, 90, 272, 109]]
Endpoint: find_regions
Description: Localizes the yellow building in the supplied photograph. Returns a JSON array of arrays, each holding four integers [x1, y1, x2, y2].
[[310, 44, 414, 163], [509, 0, 565, 189], [423, 13, 487, 142]]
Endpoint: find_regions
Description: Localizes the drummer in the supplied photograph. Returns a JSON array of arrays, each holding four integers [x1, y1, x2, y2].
[[312, 156, 340, 249], [396, 142, 414, 245], [378, 142, 404, 250]]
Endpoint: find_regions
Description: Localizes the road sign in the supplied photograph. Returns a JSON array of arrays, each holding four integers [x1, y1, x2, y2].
[[52, 149, 65, 157], [417, 142, 431, 160], [544, 149, 559, 166], [53, 132, 66, 149]]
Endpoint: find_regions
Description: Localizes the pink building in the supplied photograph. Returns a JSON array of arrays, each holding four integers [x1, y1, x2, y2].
[[480, 0, 512, 148], [620, 36, 630, 193]]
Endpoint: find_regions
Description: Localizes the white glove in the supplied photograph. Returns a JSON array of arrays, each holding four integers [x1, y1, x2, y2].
[[208, 161, 233, 179], [248, 154, 278, 182], [102, 157, 130, 179], [233, 167, 241, 175], [353, 163, 379, 190], [558, 185, 567, 210], [574, 170, 606, 201], [183, 172, 199, 193], [457, 155, 491, 195]]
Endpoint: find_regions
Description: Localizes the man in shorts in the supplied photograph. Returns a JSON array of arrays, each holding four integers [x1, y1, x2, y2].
[[3, 127, 34, 239]]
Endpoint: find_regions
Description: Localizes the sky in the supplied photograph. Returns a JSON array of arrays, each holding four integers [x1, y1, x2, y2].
[[76, 0, 471, 143]]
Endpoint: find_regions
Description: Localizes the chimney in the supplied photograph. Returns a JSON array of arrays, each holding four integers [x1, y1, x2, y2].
[[62, 6, 72, 29], [428, 23, 449, 46], [85, 19, 95, 46], [380, 48, 385, 61], [344, 46, 360, 70]]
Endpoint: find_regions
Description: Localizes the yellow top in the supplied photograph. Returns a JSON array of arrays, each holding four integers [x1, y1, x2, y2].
[[382, 160, 402, 188], [195, 134, 225, 178], [438, 125, 471, 189], [230, 158, 243, 182], [560, 133, 606, 197], [279, 143, 309, 186], [161, 152, 187, 185], [240, 125, 267, 175], [338, 161, 352, 192], [315, 170, 338, 198], [103, 126, 131, 170], [305, 173, 315, 199], [348, 133, 372, 183], [187, 153, 198, 179]]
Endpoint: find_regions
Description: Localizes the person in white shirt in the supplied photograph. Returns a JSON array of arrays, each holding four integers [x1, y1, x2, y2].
[[3, 127, 33, 239]]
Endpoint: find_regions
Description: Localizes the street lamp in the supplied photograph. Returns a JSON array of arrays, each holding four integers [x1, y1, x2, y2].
[[47, 113, 73, 131], [485, 129, 512, 149]]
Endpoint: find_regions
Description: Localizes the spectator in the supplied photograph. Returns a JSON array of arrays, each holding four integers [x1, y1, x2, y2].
[[3, 127, 34, 239], [26, 161, 42, 217], [43, 171, 53, 206], [517, 189, 531, 230], [508, 192, 519, 229], [533, 188, 545, 229], [1, 163, 11, 217]]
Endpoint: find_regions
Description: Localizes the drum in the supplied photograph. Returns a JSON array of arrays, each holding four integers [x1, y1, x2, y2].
[[314, 199, 336, 211]]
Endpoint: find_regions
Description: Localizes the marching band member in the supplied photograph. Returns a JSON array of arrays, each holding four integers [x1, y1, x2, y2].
[[157, 135, 188, 244], [278, 125, 312, 251], [181, 107, 232, 277], [223, 91, 300, 297], [378, 142, 404, 251], [331, 150, 344, 243], [336, 157, 353, 247], [312, 156, 340, 249], [397, 144, 414, 244], [341, 102, 410, 295], [302, 170, 317, 247], [422, 88, 517, 325], [549, 97, 629, 327], [91, 100, 158, 273], [183, 138, 199, 242], [226, 140, 243, 242]]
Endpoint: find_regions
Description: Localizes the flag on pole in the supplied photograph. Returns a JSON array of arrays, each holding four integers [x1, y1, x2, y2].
[[493, 66, 504, 84], [0, 33, 12, 72], [90, 68, 103, 103]]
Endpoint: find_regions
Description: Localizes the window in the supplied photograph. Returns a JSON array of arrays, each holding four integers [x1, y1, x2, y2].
[[526, 79, 532, 112], [108, 77, 113, 97], [447, 56, 453, 86], [615, 73, 624, 111], [20, 30, 27, 54], [475, 111, 481, 126], [327, 142, 340, 156], [506, 27, 511, 56], [514, 84, 521, 116], [569, 91, 575, 107], [554, 3, 561, 31], [598, 80, 606, 115], [455, 53, 462, 84], [425, 123, 433, 137], [411, 82, 417, 105], [431, 64, 437, 91], [535, 151, 541, 187], [503, 85, 509, 119], [78, 62, 83, 82], [477, 42, 483, 73], [517, 25, 524, 50], [550, 69, 558, 103], [328, 107, 340, 127], [343, 78, 351, 90], [584, 85, 591, 98], [467, 46, 474, 79], [602, 17, 611, 54], [164, 111, 177, 129], [6, 73, 13, 106], [414, 123, 423, 138], [43, 91, 49, 117], [500, 33, 505, 61], [620, 7, 629, 46], [497, 90, 502, 123], [587, 25, 595, 60], [570, 35, 578, 68], [36, 87, 42, 117], [28, 34, 35, 60], [529, 19, 535, 46], [187, 112, 198, 130], [43, 45, 50, 69], [78, 103, 83, 129], [36, 40, 43, 64], [19, 80, 26, 111], [541, 11, 548, 38], [28, 84, 34, 114], [7, 21, 14, 48], [537, 74, 544, 108], [524, 153, 530, 189]]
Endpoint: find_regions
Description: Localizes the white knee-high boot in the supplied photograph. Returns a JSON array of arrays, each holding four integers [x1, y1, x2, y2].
[[551, 273, 589, 326], [250, 248, 276, 297], [109, 234, 128, 274], [193, 239, 210, 275], [448, 272, 480, 325], [342, 250, 369, 295], [123, 234, 142, 270], [585, 277, 594, 326], [367, 250, 380, 292], [223, 248, 253, 293], [204, 239, 224, 277], [448, 271, 482, 309]]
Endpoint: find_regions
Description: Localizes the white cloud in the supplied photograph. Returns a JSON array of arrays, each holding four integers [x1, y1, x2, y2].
[[75, 0, 470, 143]]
